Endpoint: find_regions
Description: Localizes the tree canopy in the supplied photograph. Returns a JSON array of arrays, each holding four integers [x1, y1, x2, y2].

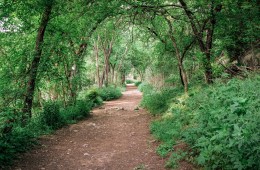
[[0, 0, 259, 168]]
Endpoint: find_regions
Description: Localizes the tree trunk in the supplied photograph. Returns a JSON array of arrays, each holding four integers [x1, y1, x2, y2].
[[102, 40, 113, 87], [94, 37, 101, 87], [166, 18, 188, 93], [111, 64, 116, 84], [178, 0, 221, 84], [23, 1, 53, 121], [121, 72, 126, 85]]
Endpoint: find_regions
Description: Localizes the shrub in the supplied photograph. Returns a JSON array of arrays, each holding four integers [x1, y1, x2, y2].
[[85, 89, 103, 107], [138, 82, 154, 93], [0, 99, 94, 168], [41, 102, 63, 129], [78, 88, 103, 107], [141, 91, 169, 115], [182, 77, 260, 169], [150, 75, 260, 170], [134, 81, 142, 87], [98, 87, 122, 101], [125, 79, 134, 84], [0, 109, 37, 167], [61, 100, 92, 123], [141, 86, 182, 115]]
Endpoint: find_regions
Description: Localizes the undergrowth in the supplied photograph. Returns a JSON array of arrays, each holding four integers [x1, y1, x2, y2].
[[147, 75, 260, 169], [140, 83, 182, 115], [97, 86, 122, 101], [0, 86, 122, 168]]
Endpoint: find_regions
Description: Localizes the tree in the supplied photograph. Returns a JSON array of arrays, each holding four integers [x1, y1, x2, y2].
[[23, 0, 54, 120]]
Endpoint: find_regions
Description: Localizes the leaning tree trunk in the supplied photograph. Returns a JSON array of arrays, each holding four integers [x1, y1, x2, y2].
[[23, 1, 53, 121]]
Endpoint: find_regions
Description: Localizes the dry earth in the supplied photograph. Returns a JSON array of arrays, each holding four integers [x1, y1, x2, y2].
[[12, 85, 166, 170]]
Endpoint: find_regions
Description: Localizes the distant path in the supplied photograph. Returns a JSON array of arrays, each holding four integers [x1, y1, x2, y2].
[[13, 85, 165, 170]]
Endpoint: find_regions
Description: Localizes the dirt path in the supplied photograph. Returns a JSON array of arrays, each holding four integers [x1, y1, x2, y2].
[[13, 85, 165, 170]]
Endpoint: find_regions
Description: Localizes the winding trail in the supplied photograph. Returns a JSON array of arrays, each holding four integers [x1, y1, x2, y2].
[[13, 85, 165, 170]]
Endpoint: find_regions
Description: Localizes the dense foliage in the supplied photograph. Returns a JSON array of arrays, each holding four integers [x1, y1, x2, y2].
[[0, 87, 121, 167], [0, 0, 259, 168], [149, 75, 260, 169], [97, 87, 122, 101]]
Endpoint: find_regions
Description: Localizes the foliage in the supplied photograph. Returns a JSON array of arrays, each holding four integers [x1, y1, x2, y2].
[[0, 98, 93, 167], [134, 81, 142, 87], [0, 0, 259, 168], [97, 87, 122, 101], [166, 151, 187, 169], [183, 76, 260, 169], [149, 75, 260, 169], [138, 83, 153, 93], [40, 102, 63, 129], [125, 79, 135, 84], [61, 100, 92, 124], [141, 85, 182, 115], [0, 125, 37, 167], [0, 109, 38, 167], [79, 88, 103, 107]]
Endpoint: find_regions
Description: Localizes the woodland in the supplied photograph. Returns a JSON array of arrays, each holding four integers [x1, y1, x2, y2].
[[0, 0, 259, 169]]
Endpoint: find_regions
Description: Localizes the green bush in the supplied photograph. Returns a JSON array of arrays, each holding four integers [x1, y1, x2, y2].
[[141, 92, 169, 115], [182, 77, 260, 170], [138, 83, 153, 92], [78, 88, 103, 107], [125, 79, 135, 84], [85, 89, 103, 107], [0, 109, 37, 167], [0, 98, 93, 168], [141, 86, 182, 115], [0, 126, 36, 167], [98, 87, 122, 101], [41, 102, 63, 129], [61, 100, 92, 123], [134, 81, 142, 87], [150, 75, 260, 169]]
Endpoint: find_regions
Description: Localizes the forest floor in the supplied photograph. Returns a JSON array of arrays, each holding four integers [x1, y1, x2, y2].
[[12, 85, 166, 170]]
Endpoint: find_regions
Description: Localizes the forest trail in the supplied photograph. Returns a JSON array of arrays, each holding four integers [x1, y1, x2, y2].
[[13, 85, 165, 170]]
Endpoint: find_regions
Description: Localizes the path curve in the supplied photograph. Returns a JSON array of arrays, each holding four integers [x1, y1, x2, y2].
[[13, 85, 165, 170]]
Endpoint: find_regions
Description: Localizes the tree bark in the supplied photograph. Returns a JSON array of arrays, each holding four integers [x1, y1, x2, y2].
[[166, 18, 188, 93], [23, 1, 53, 120], [178, 0, 221, 84], [94, 37, 101, 88], [101, 40, 113, 87]]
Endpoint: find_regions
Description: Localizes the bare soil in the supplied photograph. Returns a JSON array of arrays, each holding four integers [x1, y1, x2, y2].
[[12, 85, 165, 170]]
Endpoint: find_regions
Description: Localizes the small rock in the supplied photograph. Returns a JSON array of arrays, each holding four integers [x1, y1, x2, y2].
[[84, 152, 90, 156], [88, 122, 96, 127]]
